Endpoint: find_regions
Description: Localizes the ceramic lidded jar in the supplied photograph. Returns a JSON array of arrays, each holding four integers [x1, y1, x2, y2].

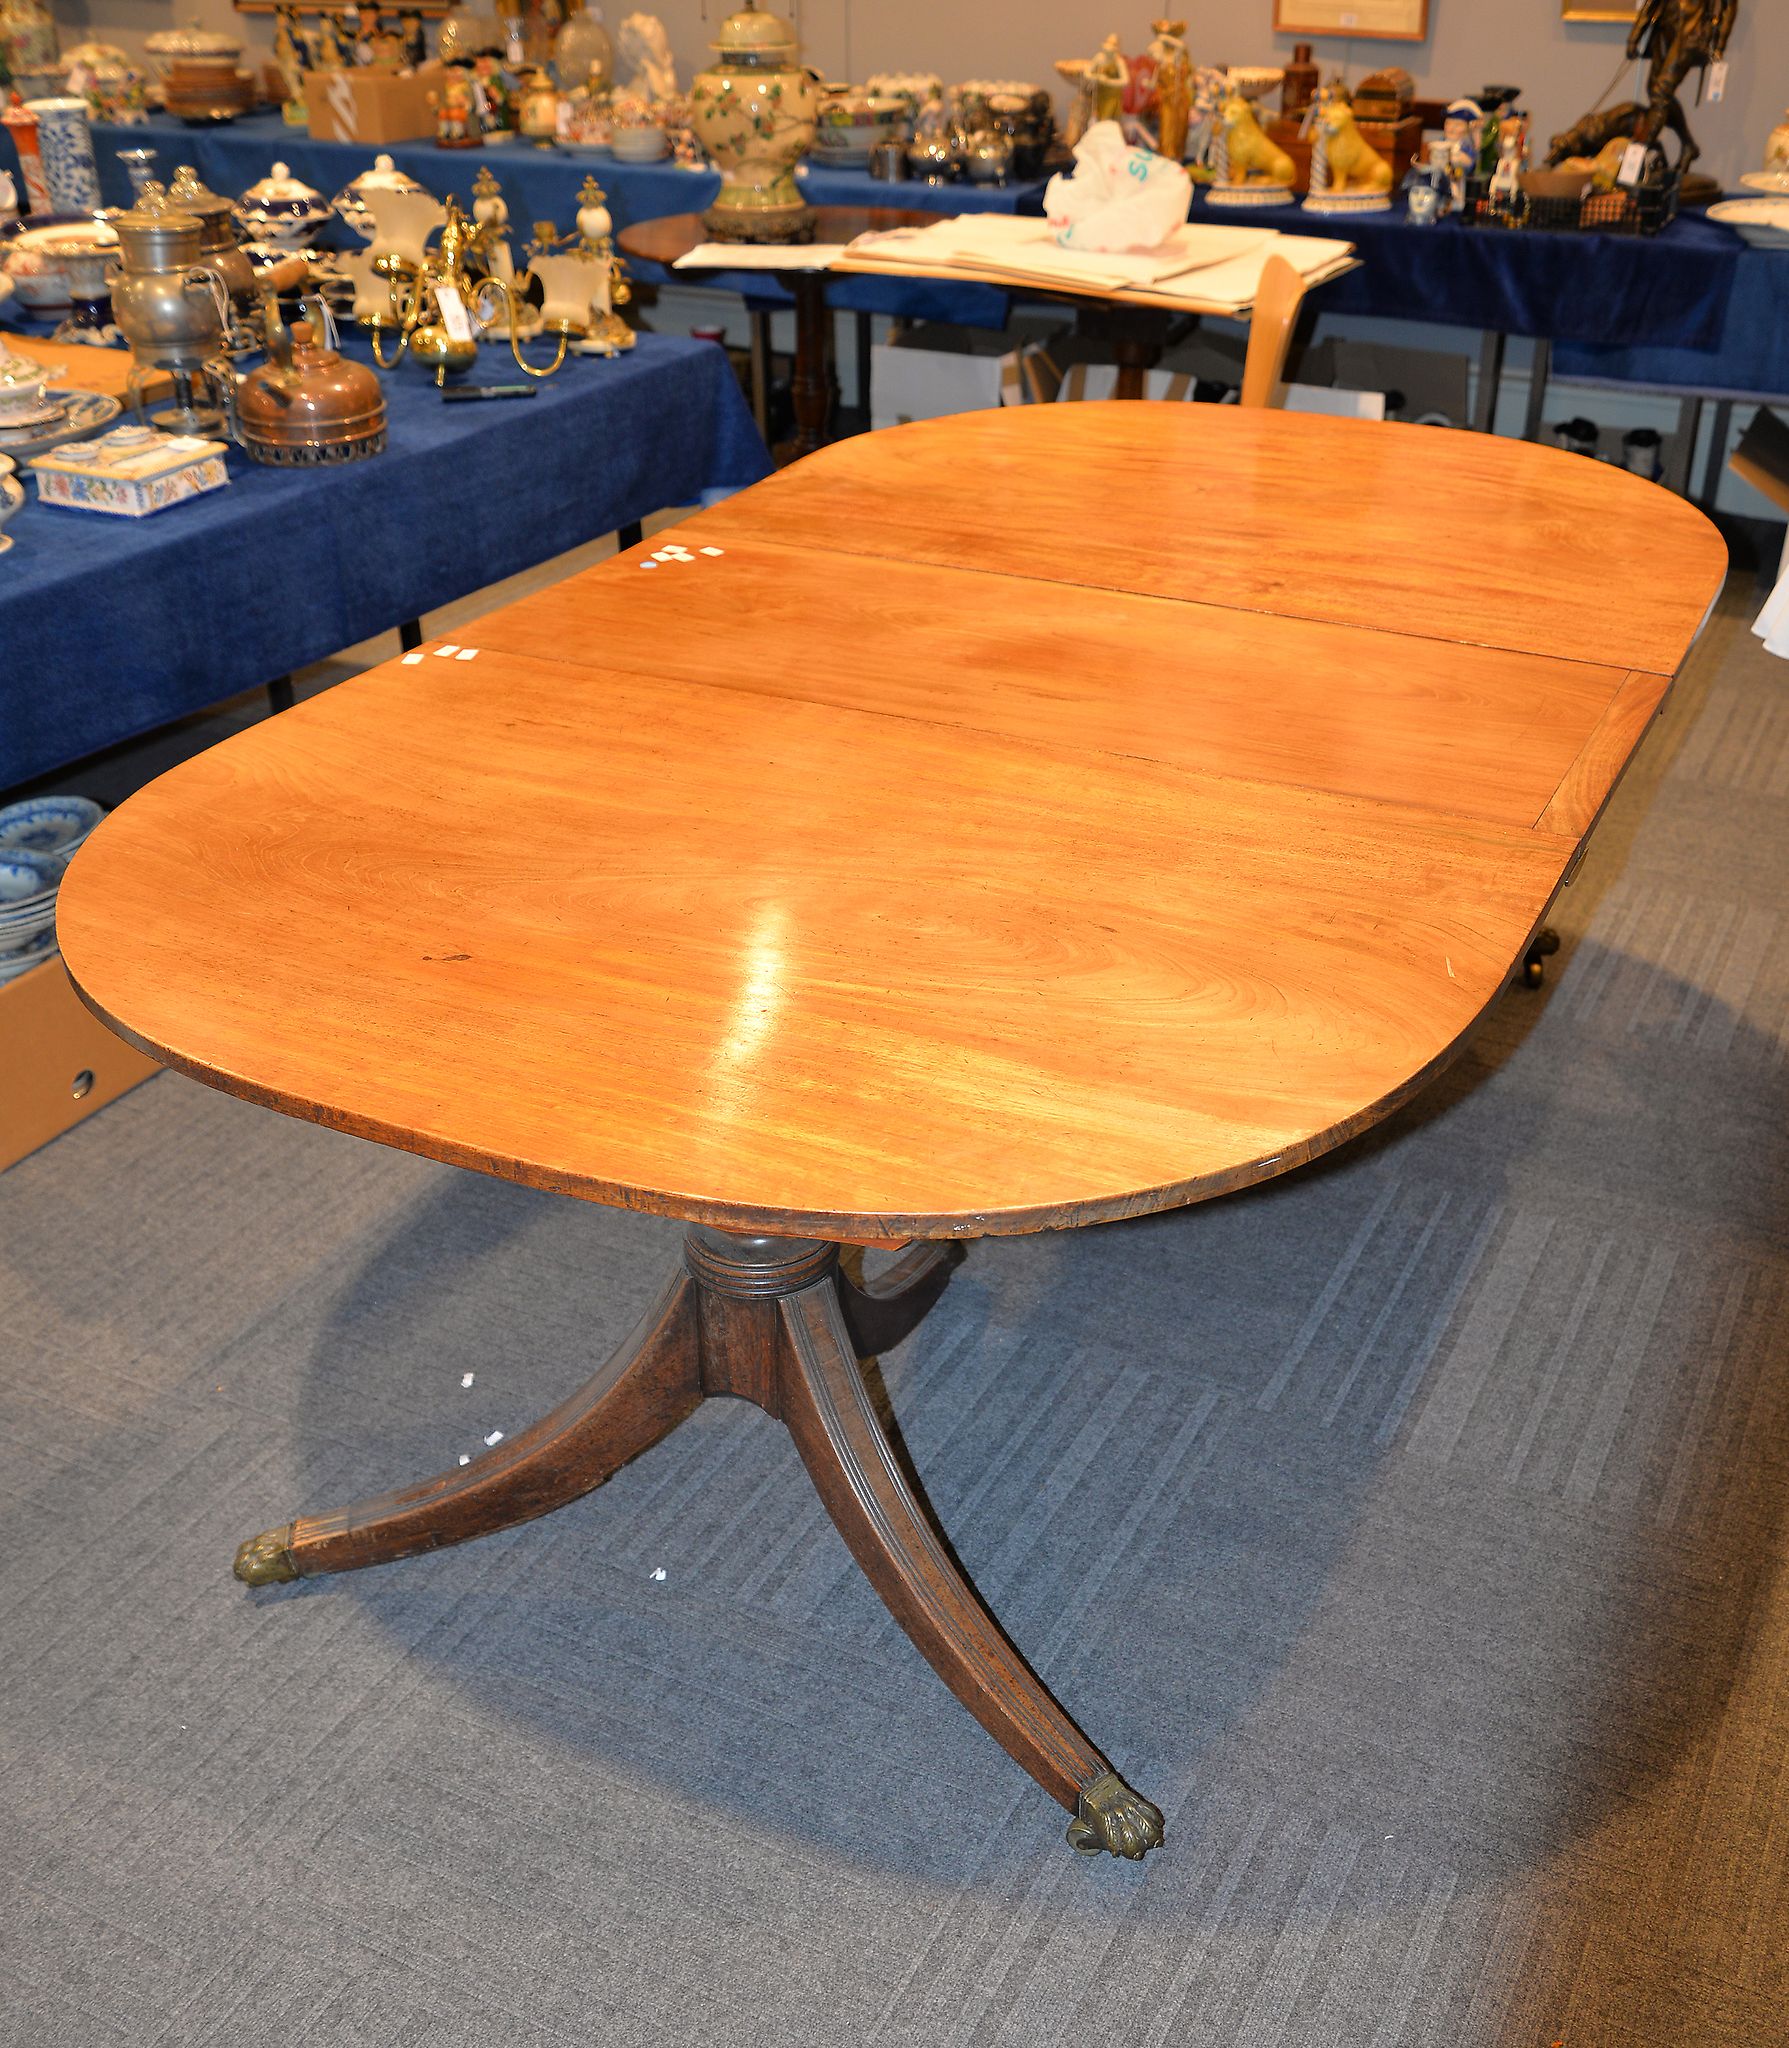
[[234, 161, 331, 247], [689, 0, 817, 243]]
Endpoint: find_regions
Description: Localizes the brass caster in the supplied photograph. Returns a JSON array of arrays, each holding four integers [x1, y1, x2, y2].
[[1065, 1770, 1165, 1860], [233, 1523, 300, 1585], [1519, 926, 1561, 991]]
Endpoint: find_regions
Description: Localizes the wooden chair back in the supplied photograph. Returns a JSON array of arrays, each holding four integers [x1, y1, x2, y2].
[[1240, 255, 1307, 411]]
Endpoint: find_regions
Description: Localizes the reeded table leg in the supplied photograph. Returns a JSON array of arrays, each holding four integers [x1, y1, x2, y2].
[[779, 1281, 1162, 1859], [234, 1274, 701, 1583], [232, 1225, 1163, 1859]]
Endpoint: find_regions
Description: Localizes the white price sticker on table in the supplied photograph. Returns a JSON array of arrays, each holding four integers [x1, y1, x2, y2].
[[1616, 142, 1647, 189], [434, 284, 474, 346]]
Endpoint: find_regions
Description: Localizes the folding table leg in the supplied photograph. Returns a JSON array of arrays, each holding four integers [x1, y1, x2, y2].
[[1522, 338, 1551, 443], [1698, 399, 1734, 510], [855, 310, 873, 419], [398, 620, 423, 654], [750, 308, 772, 440], [1473, 331, 1506, 434], [266, 677, 294, 715]]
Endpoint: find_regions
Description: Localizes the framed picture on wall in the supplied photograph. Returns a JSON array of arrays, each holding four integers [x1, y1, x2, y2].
[[1560, 1, 1638, 19], [1271, 0, 1430, 40]]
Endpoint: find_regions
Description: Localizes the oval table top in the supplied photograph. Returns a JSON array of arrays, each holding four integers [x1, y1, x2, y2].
[[59, 404, 1727, 1240]]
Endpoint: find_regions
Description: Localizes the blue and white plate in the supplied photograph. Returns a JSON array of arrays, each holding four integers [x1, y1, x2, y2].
[[0, 387, 121, 461], [0, 793, 102, 858], [0, 929, 58, 981]]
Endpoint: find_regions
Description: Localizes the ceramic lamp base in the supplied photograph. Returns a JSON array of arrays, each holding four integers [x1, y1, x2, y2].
[[1206, 180, 1295, 209], [703, 175, 815, 243]]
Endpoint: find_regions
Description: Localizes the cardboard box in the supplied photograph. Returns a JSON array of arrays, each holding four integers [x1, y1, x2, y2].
[[304, 64, 441, 145], [870, 322, 1063, 428], [0, 956, 158, 1174]]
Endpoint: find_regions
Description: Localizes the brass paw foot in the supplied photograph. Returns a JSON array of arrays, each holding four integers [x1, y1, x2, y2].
[[1066, 1770, 1165, 1860], [233, 1523, 299, 1585]]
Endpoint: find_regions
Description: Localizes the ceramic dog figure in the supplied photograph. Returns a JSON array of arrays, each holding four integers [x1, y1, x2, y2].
[[1316, 94, 1393, 193], [1220, 92, 1295, 184]]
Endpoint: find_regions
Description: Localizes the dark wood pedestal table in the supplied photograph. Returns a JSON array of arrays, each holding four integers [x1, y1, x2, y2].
[[618, 207, 940, 459], [58, 405, 1726, 1860]]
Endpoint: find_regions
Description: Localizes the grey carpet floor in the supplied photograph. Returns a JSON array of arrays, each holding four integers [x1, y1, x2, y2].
[[5, 582, 1789, 2047]]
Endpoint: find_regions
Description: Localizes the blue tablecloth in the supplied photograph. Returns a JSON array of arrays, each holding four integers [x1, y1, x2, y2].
[[0, 331, 768, 790], [1190, 192, 1744, 354], [1552, 246, 1789, 396]]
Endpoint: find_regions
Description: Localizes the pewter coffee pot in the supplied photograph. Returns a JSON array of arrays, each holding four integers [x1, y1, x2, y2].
[[107, 179, 232, 433]]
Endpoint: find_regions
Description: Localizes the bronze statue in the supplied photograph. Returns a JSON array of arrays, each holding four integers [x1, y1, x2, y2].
[[1626, 0, 1737, 176]]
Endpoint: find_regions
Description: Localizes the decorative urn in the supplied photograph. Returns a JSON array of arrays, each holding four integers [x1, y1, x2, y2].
[[688, 0, 817, 243]]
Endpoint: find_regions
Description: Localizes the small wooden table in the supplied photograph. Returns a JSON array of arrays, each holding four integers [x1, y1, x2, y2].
[[618, 206, 940, 458], [59, 405, 1726, 1860]]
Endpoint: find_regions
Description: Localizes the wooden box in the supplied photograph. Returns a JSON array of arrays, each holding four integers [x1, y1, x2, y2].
[[1265, 113, 1422, 196], [0, 957, 159, 1174], [303, 64, 441, 145]]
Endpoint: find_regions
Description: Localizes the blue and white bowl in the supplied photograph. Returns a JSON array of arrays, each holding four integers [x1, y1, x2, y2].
[[0, 849, 62, 908], [0, 928, 58, 981], [0, 793, 103, 858]]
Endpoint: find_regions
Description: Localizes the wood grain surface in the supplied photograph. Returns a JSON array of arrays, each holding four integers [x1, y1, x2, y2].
[[692, 403, 1726, 675], [58, 404, 1727, 1239]]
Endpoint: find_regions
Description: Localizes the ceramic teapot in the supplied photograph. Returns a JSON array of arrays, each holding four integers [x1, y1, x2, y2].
[[688, 0, 817, 243]]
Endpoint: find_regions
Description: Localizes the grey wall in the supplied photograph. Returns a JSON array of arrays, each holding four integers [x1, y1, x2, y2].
[[57, 0, 1789, 190]]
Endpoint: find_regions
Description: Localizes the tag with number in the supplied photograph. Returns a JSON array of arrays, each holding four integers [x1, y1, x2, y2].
[[1709, 61, 1728, 103], [1617, 142, 1647, 189], [65, 63, 93, 95], [434, 284, 473, 345]]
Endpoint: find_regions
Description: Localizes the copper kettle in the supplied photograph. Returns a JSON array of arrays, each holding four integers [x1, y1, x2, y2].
[[235, 294, 388, 466]]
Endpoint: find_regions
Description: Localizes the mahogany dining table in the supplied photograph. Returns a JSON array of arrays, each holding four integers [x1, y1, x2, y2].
[[58, 403, 1727, 1860]]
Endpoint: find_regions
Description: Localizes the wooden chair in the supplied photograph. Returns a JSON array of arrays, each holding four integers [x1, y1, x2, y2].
[[1239, 254, 1308, 411]]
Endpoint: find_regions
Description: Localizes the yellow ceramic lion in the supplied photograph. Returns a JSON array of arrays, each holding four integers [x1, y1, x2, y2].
[[1221, 91, 1295, 185], [1317, 95, 1393, 193]]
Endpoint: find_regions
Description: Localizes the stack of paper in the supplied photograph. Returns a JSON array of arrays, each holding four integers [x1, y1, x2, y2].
[[840, 213, 1353, 312], [672, 243, 851, 271]]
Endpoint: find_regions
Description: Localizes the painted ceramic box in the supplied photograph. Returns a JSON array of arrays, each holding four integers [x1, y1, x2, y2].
[[30, 427, 230, 516]]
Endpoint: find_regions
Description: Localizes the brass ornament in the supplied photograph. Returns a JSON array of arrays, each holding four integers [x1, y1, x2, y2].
[[1066, 1770, 1166, 1859], [233, 1524, 300, 1585]]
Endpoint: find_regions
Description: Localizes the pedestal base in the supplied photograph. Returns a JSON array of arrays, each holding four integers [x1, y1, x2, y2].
[[233, 1225, 1164, 1861], [701, 198, 817, 244], [1206, 180, 1296, 209], [1302, 189, 1393, 215]]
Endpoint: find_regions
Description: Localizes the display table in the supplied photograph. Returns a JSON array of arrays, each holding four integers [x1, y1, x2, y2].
[[0, 331, 769, 791], [0, 112, 1038, 331], [59, 403, 1725, 1861]]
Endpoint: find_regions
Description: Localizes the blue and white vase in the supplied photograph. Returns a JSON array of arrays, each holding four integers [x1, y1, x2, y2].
[[22, 97, 102, 214]]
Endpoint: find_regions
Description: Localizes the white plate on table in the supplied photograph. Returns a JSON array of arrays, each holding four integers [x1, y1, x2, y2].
[[1707, 196, 1789, 246], [0, 389, 122, 461]]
